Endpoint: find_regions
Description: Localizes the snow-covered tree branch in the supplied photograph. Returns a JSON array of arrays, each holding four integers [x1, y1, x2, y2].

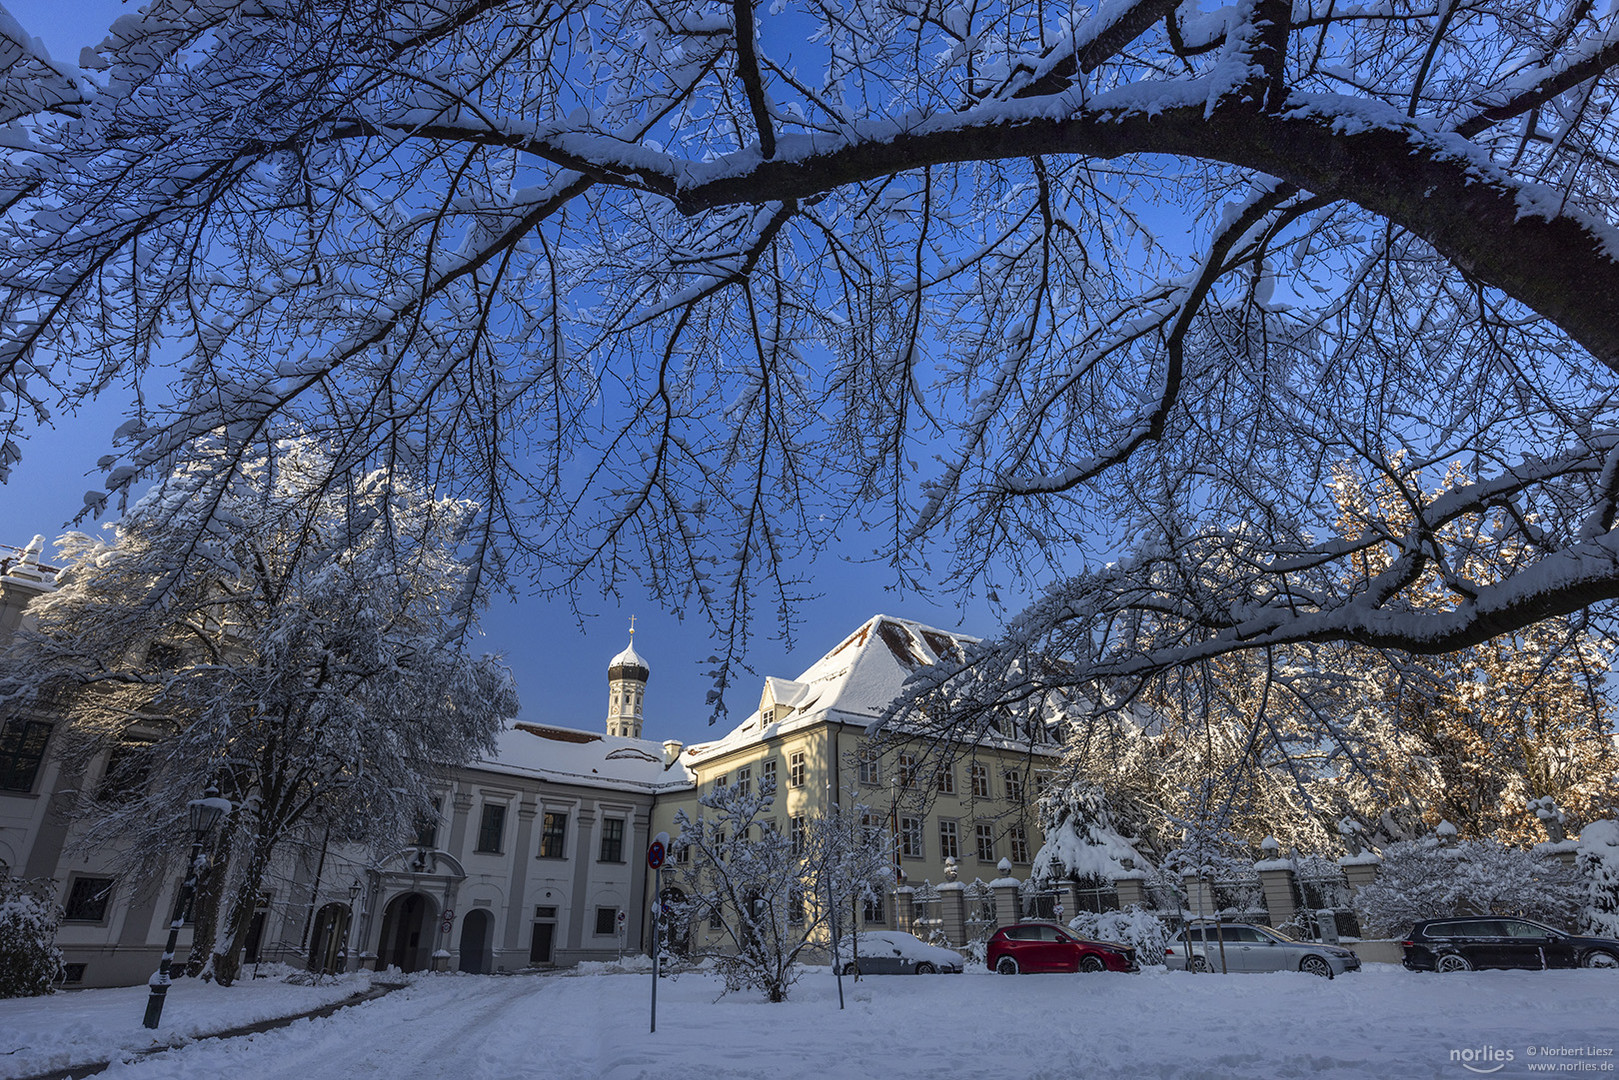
[[2, 0, 1618, 709]]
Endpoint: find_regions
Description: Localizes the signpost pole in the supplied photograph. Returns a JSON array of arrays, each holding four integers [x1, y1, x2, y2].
[[651, 863, 660, 1034], [647, 831, 669, 1035]]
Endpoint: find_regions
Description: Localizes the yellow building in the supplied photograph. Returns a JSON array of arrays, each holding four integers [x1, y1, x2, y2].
[[652, 614, 1065, 933]]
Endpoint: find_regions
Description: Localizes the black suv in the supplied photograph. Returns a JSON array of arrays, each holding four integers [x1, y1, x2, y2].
[[1402, 917, 1619, 972]]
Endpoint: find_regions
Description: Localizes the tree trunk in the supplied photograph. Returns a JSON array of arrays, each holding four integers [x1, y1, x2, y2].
[[211, 829, 274, 987], [185, 827, 234, 978]]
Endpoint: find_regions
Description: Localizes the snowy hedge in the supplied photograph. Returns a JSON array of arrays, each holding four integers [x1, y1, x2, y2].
[[0, 876, 63, 998], [1578, 820, 1619, 938], [1354, 838, 1581, 937], [1068, 906, 1170, 966]]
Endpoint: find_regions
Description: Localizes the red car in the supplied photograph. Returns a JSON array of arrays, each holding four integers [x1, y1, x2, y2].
[[987, 922, 1139, 974]]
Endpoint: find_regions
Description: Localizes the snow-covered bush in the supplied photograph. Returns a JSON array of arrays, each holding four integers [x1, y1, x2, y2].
[[1032, 782, 1147, 885], [1577, 820, 1619, 938], [0, 877, 62, 998], [1355, 838, 1581, 937], [1069, 906, 1169, 966]]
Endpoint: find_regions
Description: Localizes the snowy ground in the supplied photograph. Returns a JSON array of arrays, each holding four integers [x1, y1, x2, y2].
[[4, 962, 1616, 1080], [0, 966, 375, 1079]]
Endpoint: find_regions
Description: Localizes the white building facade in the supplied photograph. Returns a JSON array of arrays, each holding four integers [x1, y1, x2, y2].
[[2, 541, 1060, 987]]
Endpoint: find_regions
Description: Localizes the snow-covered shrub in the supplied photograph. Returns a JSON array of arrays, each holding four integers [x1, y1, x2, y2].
[[0, 877, 62, 998], [1069, 906, 1169, 966], [1355, 838, 1581, 937], [1577, 820, 1619, 938]]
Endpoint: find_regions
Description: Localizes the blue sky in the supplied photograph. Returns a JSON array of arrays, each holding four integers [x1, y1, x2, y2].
[[0, 0, 1018, 745]]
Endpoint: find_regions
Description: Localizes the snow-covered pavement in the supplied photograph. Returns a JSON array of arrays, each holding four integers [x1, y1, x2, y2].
[[6, 963, 1617, 1080]]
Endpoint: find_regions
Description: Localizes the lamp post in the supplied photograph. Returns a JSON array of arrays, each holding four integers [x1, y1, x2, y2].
[[339, 880, 362, 973], [143, 787, 231, 1029]]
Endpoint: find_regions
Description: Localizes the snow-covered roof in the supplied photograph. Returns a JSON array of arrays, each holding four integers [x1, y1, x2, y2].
[[477, 722, 692, 792], [608, 640, 649, 674], [685, 614, 1062, 765]]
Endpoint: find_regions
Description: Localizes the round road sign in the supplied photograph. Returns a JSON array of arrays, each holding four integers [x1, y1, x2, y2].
[[647, 840, 666, 869]]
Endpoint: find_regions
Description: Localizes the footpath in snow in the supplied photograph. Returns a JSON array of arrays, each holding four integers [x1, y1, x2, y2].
[[4, 961, 1616, 1080], [0, 966, 376, 1080]]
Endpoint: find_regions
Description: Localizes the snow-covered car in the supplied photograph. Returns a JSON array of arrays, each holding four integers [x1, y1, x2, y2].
[[987, 922, 1138, 974], [834, 930, 965, 975], [1164, 922, 1359, 977], [1402, 918, 1619, 971]]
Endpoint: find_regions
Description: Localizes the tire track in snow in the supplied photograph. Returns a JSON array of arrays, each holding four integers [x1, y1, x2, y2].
[[95, 977, 593, 1080]]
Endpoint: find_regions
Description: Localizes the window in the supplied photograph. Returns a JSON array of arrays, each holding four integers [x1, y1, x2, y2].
[[939, 820, 959, 860], [970, 763, 989, 799], [863, 893, 886, 924], [976, 823, 996, 862], [599, 817, 626, 862], [0, 719, 51, 793], [675, 841, 690, 865], [539, 811, 568, 858], [899, 816, 923, 859], [713, 773, 728, 792], [936, 766, 955, 795], [414, 798, 441, 848], [790, 815, 806, 856], [859, 810, 884, 846], [63, 876, 115, 923], [788, 751, 806, 788], [736, 766, 751, 795], [761, 759, 777, 794], [858, 745, 881, 785], [1004, 770, 1024, 802], [788, 888, 805, 925], [476, 804, 506, 853], [1009, 824, 1031, 864], [595, 907, 618, 935], [897, 753, 916, 788], [61, 963, 86, 985], [708, 902, 723, 930], [98, 739, 154, 803]]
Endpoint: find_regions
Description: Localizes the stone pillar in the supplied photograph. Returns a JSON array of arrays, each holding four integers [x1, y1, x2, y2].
[[447, 791, 474, 856], [1182, 874, 1216, 918], [1256, 864, 1298, 928], [1055, 880, 1081, 926], [1339, 855, 1381, 893], [992, 873, 1021, 930], [1114, 874, 1149, 909], [893, 886, 915, 934], [937, 881, 966, 946]]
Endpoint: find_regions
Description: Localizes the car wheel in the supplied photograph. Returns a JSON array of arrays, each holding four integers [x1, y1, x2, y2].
[[1189, 956, 1213, 973], [995, 956, 1020, 975], [915, 962, 937, 975], [1300, 955, 1333, 979], [840, 962, 858, 977], [1436, 953, 1473, 973], [1581, 950, 1619, 969], [1079, 955, 1106, 973]]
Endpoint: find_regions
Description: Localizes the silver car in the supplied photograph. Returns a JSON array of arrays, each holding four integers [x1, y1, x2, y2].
[[1164, 922, 1360, 978], [833, 930, 965, 975]]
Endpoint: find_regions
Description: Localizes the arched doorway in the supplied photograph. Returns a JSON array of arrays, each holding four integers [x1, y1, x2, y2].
[[308, 902, 353, 974], [377, 892, 437, 972], [458, 909, 492, 973]]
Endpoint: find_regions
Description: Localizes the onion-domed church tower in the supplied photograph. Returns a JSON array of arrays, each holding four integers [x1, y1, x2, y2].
[[606, 625, 650, 738]]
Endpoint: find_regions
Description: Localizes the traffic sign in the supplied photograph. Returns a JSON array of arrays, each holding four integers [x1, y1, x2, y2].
[[647, 840, 666, 869]]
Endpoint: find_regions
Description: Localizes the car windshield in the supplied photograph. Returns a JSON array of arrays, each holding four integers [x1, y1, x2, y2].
[[1256, 926, 1297, 943]]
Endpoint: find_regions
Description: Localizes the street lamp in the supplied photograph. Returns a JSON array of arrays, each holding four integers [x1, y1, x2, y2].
[[143, 787, 231, 1029], [339, 880, 363, 973]]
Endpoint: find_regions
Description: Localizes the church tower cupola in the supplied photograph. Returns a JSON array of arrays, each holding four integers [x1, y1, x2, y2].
[[606, 621, 649, 738]]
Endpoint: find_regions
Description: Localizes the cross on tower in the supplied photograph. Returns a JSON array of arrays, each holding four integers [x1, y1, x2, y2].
[[629, 614, 636, 639]]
